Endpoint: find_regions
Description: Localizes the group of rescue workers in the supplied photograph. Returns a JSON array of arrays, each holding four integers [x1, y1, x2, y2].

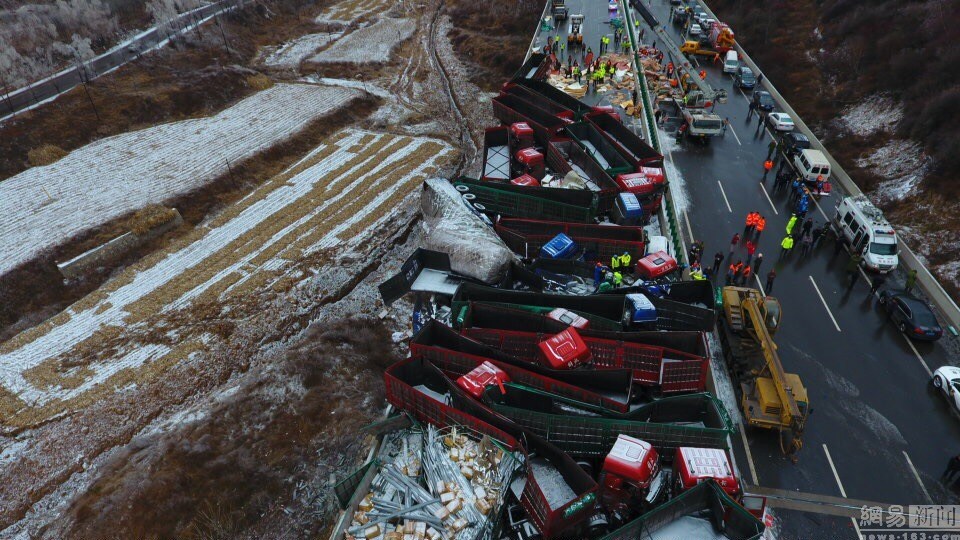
[[592, 252, 634, 292]]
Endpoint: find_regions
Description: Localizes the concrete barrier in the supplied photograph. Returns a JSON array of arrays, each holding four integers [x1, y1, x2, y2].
[[691, 0, 960, 332], [56, 208, 183, 280]]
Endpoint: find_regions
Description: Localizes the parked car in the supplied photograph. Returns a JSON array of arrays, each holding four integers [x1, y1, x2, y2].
[[689, 23, 702, 38], [780, 132, 811, 156], [751, 91, 775, 112], [931, 366, 960, 413], [766, 112, 795, 132], [878, 290, 943, 341], [734, 66, 756, 89]]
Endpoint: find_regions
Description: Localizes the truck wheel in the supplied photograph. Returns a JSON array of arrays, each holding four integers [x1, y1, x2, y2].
[[473, 203, 486, 211], [462, 193, 476, 201], [455, 184, 469, 192]]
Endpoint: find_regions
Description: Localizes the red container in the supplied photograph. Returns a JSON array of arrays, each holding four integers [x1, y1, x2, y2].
[[456, 361, 510, 399], [546, 308, 589, 330], [636, 251, 678, 279], [674, 447, 740, 498], [510, 122, 536, 150], [614, 172, 656, 194], [537, 327, 591, 369], [511, 174, 541, 187], [515, 147, 546, 179], [641, 166, 665, 184], [602, 434, 659, 486]]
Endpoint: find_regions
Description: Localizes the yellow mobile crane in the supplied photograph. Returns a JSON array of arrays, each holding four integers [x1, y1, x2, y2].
[[720, 287, 809, 458]]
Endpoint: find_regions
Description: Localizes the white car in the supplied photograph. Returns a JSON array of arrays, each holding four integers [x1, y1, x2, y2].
[[932, 366, 960, 413], [689, 23, 702, 38], [767, 112, 795, 132]]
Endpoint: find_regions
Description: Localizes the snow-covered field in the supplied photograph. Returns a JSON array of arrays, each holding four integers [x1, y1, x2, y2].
[[838, 94, 903, 137], [315, 0, 393, 24], [860, 139, 932, 203], [309, 17, 415, 64], [0, 83, 364, 278], [262, 32, 344, 68], [0, 129, 454, 428]]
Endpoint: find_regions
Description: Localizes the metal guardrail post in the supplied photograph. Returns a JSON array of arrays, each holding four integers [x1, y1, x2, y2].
[[692, 0, 960, 332], [619, 0, 687, 267]]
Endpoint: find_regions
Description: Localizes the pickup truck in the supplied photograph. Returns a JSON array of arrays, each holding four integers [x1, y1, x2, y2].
[[659, 99, 724, 143]]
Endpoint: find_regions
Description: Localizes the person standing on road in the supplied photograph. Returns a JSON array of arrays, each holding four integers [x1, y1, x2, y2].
[[801, 217, 814, 236], [785, 214, 798, 237], [744, 212, 756, 238], [726, 262, 737, 285], [753, 252, 764, 274], [766, 269, 777, 293], [722, 117, 729, 135], [757, 72, 764, 85], [763, 159, 773, 180], [712, 251, 724, 278], [754, 215, 767, 241], [869, 273, 887, 296], [748, 99, 757, 119], [906, 269, 918, 293], [799, 231, 813, 257], [779, 235, 794, 258], [846, 253, 862, 279], [942, 454, 960, 486], [745, 240, 757, 265], [847, 266, 861, 291], [740, 264, 752, 286], [811, 224, 824, 250], [766, 140, 777, 160], [729, 232, 741, 259]]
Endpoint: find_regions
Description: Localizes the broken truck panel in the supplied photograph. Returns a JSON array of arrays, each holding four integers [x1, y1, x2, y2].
[[509, 52, 552, 83], [544, 139, 625, 214], [564, 122, 634, 177], [495, 218, 646, 265], [513, 78, 595, 120], [585, 112, 663, 169], [378, 248, 483, 305], [482, 126, 511, 181], [493, 93, 568, 145]]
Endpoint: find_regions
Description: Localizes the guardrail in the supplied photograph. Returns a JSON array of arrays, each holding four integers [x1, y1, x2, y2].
[[619, 0, 689, 268], [523, 0, 555, 65], [692, 0, 960, 333]]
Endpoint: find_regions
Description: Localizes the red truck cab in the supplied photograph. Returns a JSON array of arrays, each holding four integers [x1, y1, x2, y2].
[[455, 360, 510, 399], [673, 447, 740, 498], [537, 327, 591, 369], [636, 251, 678, 279], [597, 435, 667, 524]]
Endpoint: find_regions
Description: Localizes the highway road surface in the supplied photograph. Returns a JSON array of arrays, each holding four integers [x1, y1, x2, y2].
[[542, 0, 960, 537], [632, 0, 960, 537]]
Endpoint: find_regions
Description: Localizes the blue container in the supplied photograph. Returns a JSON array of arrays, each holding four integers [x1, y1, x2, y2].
[[626, 293, 657, 324], [540, 233, 578, 259], [614, 192, 643, 225]]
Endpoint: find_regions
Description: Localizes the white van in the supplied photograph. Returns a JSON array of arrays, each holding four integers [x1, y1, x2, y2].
[[723, 51, 738, 73], [792, 149, 831, 183], [833, 195, 899, 273]]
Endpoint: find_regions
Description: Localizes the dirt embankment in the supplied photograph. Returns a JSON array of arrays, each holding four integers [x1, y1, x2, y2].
[[40, 320, 399, 539], [445, 0, 543, 92]]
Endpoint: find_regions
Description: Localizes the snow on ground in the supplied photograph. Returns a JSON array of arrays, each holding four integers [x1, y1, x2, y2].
[[315, 0, 393, 24], [309, 17, 415, 64], [658, 129, 691, 213], [262, 32, 344, 68], [0, 128, 455, 427], [858, 139, 932, 202], [0, 83, 363, 278], [705, 331, 743, 425], [838, 94, 903, 137]]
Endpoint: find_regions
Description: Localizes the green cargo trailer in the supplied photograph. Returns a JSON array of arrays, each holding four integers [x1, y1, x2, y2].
[[482, 384, 733, 459], [453, 177, 598, 223]]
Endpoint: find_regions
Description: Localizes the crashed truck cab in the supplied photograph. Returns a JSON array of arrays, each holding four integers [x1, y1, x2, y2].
[[623, 293, 657, 327], [673, 447, 740, 499], [587, 435, 667, 533]]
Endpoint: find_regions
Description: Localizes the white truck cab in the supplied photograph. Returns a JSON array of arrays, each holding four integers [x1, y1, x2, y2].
[[792, 149, 831, 183], [834, 195, 899, 273]]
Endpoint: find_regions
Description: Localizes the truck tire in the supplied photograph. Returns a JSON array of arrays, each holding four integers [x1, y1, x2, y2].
[[462, 193, 476, 201], [473, 203, 486, 211], [455, 184, 469, 192]]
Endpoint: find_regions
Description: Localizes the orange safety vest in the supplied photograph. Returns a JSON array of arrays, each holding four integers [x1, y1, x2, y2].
[[699, 70, 706, 79], [764, 160, 773, 171], [742, 266, 752, 279], [746, 212, 757, 227], [756, 217, 766, 232], [733, 262, 744, 274]]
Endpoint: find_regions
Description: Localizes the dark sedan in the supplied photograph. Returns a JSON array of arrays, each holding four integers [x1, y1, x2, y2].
[[879, 290, 943, 341], [752, 90, 775, 112]]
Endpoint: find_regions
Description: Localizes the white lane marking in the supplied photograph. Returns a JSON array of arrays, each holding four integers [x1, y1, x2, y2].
[[739, 423, 759, 485], [809, 275, 842, 332], [755, 273, 766, 296], [823, 444, 864, 540], [727, 123, 742, 146], [717, 180, 732, 212], [903, 334, 933, 377], [759, 181, 778, 215], [902, 450, 933, 504], [683, 210, 695, 242], [739, 87, 750, 102]]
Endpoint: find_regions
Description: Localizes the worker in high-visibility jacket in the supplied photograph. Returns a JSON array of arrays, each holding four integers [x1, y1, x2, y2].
[[755, 215, 766, 241], [691, 267, 706, 280], [611, 254, 621, 271], [780, 235, 795, 258], [613, 271, 623, 288], [785, 214, 798, 236], [620, 252, 632, 274]]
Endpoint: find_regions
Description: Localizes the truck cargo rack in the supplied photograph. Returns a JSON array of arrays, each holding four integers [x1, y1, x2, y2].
[[586, 112, 664, 168], [495, 218, 646, 264], [510, 52, 551, 84], [453, 177, 598, 223], [482, 384, 733, 458], [513, 78, 595, 121], [461, 327, 707, 393], [564, 122, 634, 176], [493, 93, 569, 145], [600, 480, 765, 540], [482, 126, 512, 181], [544, 139, 625, 214]]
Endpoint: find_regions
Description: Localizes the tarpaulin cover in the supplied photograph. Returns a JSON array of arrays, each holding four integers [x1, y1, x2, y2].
[[421, 178, 514, 283]]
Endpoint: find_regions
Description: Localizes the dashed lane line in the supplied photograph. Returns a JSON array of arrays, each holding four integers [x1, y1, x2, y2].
[[727, 123, 742, 146], [717, 180, 732, 212], [755, 274, 766, 296], [903, 334, 933, 377], [809, 275, 842, 332], [759, 181, 779, 215], [902, 450, 933, 504], [823, 444, 865, 540]]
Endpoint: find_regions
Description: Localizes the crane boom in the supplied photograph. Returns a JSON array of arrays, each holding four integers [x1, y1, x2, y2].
[[742, 297, 802, 428]]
